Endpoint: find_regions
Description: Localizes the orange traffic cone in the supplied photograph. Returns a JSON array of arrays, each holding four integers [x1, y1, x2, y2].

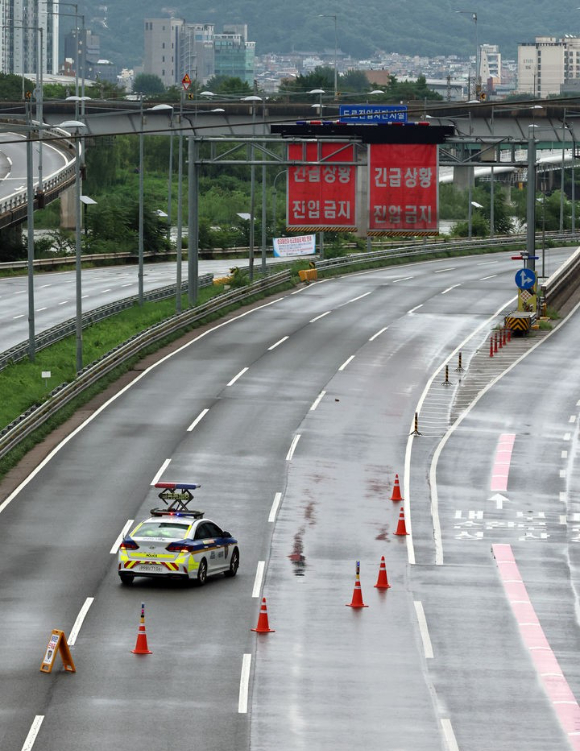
[[374, 556, 391, 589], [346, 563, 368, 608], [390, 474, 403, 501], [131, 602, 152, 655], [394, 507, 408, 536], [252, 598, 275, 633]]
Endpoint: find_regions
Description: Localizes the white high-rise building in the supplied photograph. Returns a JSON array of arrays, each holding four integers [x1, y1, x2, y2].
[[479, 44, 501, 85], [0, 0, 59, 75]]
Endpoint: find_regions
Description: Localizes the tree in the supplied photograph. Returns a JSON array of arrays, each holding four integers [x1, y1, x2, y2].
[[133, 73, 165, 96], [0, 72, 33, 100], [279, 66, 335, 95], [204, 76, 253, 96]]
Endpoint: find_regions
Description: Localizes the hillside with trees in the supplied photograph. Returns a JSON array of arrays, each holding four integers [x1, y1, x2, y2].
[[76, 0, 577, 70]]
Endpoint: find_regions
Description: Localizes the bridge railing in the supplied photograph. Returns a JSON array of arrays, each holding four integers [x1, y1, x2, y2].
[[541, 245, 580, 311], [0, 126, 75, 221]]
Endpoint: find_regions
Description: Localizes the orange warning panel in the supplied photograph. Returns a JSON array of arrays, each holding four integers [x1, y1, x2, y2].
[[40, 629, 76, 674]]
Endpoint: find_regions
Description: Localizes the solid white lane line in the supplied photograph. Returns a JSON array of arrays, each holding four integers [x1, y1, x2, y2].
[[441, 284, 461, 294], [310, 311, 331, 322], [440, 718, 460, 751], [252, 561, 265, 597], [187, 408, 209, 432], [151, 459, 171, 485], [414, 601, 434, 658], [480, 274, 497, 280], [110, 519, 134, 554], [268, 336, 289, 351], [407, 304, 423, 315], [346, 291, 372, 304], [369, 326, 388, 341], [268, 492, 282, 522], [21, 716, 44, 751], [560, 469, 567, 478], [339, 355, 355, 371], [423, 294, 518, 566], [227, 367, 248, 387], [310, 390, 326, 411], [238, 654, 252, 713], [286, 434, 301, 461], [68, 597, 94, 646], [435, 267, 456, 273]]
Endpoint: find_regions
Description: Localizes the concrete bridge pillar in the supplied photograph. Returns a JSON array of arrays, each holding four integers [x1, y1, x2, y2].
[[454, 165, 474, 191], [60, 184, 77, 230]]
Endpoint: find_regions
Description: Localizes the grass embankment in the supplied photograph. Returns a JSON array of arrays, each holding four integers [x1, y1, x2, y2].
[[0, 275, 295, 478]]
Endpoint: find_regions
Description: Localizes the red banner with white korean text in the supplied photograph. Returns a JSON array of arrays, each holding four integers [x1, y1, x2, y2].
[[287, 142, 357, 232], [368, 144, 438, 236]]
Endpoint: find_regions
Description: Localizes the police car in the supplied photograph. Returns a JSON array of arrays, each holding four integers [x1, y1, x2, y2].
[[117, 482, 239, 586]]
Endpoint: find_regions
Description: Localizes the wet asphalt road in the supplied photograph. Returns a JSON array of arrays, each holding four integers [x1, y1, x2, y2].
[[0, 249, 579, 750]]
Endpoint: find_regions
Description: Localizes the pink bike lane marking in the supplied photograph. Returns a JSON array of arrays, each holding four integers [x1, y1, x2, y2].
[[491, 433, 516, 492], [493, 543, 580, 747]]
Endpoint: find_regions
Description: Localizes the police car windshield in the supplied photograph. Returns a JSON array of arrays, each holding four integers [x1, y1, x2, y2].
[[135, 522, 190, 539]]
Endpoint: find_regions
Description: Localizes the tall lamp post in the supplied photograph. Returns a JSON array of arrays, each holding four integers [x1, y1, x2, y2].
[[456, 11, 478, 99], [59, 120, 86, 373], [243, 95, 263, 281], [318, 14, 338, 99]]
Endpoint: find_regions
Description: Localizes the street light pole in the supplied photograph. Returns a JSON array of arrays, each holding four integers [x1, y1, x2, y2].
[[60, 119, 86, 373], [456, 11, 478, 99], [318, 14, 338, 98], [526, 125, 537, 272], [138, 94, 144, 305]]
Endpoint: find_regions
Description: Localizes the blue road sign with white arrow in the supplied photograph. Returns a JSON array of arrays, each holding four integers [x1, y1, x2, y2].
[[515, 268, 537, 290]]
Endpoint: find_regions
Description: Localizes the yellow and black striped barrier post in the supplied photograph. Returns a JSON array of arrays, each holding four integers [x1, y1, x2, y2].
[[411, 412, 422, 436]]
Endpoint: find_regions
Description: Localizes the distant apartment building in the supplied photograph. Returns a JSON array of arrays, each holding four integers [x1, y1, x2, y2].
[[518, 36, 580, 97], [143, 18, 255, 89], [143, 17, 183, 87], [0, 0, 60, 75]]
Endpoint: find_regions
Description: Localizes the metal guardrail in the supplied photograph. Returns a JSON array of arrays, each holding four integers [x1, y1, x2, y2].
[[0, 270, 292, 462], [0, 273, 214, 371]]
